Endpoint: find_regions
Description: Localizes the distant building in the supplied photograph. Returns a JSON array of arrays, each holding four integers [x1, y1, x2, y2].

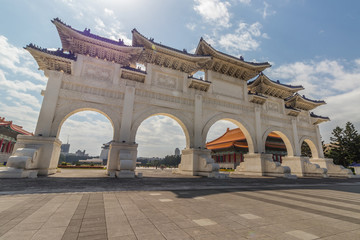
[[175, 148, 180, 156], [0, 117, 32, 164], [99, 141, 111, 165], [61, 143, 70, 154], [75, 149, 88, 157]]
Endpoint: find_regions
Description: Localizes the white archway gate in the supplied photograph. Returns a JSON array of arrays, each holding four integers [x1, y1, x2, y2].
[[0, 18, 353, 178]]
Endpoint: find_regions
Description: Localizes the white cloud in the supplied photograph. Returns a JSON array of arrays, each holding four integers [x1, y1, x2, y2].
[[261, 2, 276, 19], [92, 16, 132, 45], [269, 59, 360, 142], [0, 70, 44, 92], [136, 116, 186, 157], [186, 23, 197, 31], [238, 0, 251, 5], [59, 112, 113, 156], [194, 0, 232, 28], [206, 120, 237, 142], [218, 21, 266, 54], [0, 36, 46, 83], [104, 8, 114, 16]]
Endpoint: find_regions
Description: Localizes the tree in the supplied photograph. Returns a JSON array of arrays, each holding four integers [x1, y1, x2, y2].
[[301, 141, 312, 157], [328, 122, 360, 167]]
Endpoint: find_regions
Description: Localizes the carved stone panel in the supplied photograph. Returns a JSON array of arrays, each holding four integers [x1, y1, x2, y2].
[[155, 73, 177, 89], [82, 63, 113, 82], [267, 101, 280, 113]]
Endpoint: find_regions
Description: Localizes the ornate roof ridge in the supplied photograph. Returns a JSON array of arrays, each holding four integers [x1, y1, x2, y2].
[[310, 112, 330, 120], [132, 28, 211, 59], [25, 43, 77, 60], [52, 18, 131, 47], [248, 73, 304, 90], [196, 38, 271, 67], [286, 93, 326, 104]]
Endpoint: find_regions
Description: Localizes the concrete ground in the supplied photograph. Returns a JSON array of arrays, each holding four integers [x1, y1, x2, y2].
[[0, 168, 359, 240]]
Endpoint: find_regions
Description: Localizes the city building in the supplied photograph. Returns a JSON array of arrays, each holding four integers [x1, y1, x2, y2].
[[60, 143, 70, 154], [174, 148, 180, 156]]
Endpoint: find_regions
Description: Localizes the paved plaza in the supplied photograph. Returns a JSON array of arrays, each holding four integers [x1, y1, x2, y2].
[[0, 169, 360, 240]]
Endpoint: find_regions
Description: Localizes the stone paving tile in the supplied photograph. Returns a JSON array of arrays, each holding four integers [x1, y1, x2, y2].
[[1, 171, 360, 240]]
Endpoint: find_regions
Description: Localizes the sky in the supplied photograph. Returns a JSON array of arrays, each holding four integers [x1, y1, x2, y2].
[[1, 0, 360, 157]]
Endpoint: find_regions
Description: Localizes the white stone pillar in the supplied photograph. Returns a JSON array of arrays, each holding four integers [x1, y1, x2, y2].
[[34, 71, 63, 137], [194, 94, 203, 148], [113, 64, 120, 85], [315, 125, 325, 158], [254, 106, 263, 153], [292, 118, 301, 156], [119, 86, 135, 142]]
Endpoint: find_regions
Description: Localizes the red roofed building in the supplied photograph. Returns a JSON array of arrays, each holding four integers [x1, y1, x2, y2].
[[206, 128, 286, 169], [0, 117, 33, 164]]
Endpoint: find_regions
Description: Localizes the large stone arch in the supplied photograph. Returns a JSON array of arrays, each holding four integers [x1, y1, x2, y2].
[[51, 101, 119, 141], [262, 127, 294, 157], [299, 136, 319, 159], [202, 113, 256, 154], [129, 107, 193, 149]]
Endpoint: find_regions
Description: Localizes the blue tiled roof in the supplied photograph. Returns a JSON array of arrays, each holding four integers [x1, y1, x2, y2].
[[310, 112, 330, 120], [53, 18, 130, 47], [248, 73, 303, 89], [132, 28, 210, 58], [25, 44, 77, 60]]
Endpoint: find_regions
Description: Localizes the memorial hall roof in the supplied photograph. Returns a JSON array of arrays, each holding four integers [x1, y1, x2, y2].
[[0, 117, 33, 137], [285, 93, 326, 111], [248, 73, 304, 99], [206, 128, 284, 151]]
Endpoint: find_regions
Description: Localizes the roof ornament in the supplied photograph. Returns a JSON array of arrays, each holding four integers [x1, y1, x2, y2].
[[149, 37, 154, 42], [239, 56, 244, 61], [118, 39, 124, 45], [183, 49, 187, 53], [83, 28, 91, 35]]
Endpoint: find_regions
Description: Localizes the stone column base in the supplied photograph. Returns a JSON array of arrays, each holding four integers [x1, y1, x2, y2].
[[0, 135, 61, 178], [177, 148, 220, 177], [0, 167, 38, 178], [282, 156, 327, 178], [116, 170, 135, 178], [310, 158, 355, 178], [232, 153, 294, 178], [106, 142, 137, 178]]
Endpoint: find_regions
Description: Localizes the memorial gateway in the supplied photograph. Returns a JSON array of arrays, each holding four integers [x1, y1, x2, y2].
[[0, 18, 353, 178]]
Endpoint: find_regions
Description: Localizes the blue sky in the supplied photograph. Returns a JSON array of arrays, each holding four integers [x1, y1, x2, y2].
[[1, 0, 360, 156]]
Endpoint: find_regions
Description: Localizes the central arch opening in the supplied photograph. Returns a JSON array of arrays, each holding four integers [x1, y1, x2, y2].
[[135, 114, 187, 171], [206, 119, 251, 170], [57, 110, 113, 177]]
